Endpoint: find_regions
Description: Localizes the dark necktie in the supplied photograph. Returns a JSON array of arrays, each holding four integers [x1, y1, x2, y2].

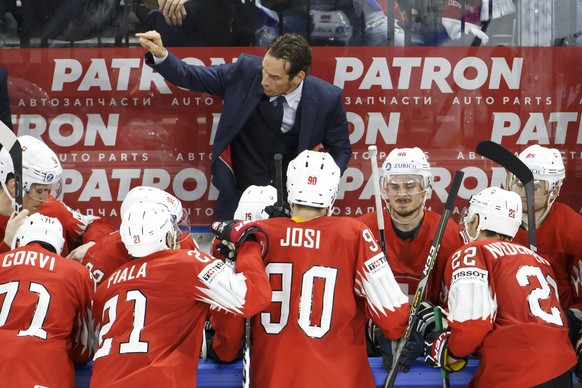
[[272, 95, 286, 131]]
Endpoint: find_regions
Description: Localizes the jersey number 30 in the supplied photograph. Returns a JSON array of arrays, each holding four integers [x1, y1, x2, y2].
[[261, 263, 338, 339]]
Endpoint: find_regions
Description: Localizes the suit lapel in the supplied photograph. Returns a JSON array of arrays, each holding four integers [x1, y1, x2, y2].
[[232, 74, 264, 134], [298, 79, 318, 150]]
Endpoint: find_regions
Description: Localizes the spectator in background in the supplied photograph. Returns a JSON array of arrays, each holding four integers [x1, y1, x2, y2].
[[136, 30, 351, 220], [357, 147, 463, 372], [81, 185, 199, 287], [259, 0, 403, 46], [0, 135, 116, 260], [0, 66, 12, 130], [0, 213, 95, 387], [136, 0, 257, 46]]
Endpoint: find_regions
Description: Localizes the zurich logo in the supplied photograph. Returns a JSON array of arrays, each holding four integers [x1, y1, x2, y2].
[[385, 162, 392, 171], [46, 173, 54, 182]]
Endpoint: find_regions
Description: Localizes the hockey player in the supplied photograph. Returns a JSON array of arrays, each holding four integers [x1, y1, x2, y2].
[[417, 187, 576, 387], [0, 135, 116, 260], [508, 144, 582, 380], [357, 147, 463, 370], [509, 145, 582, 309], [82, 185, 199, 287], [211, 150, 410, 387], [90, 202, 271, 387], [0, 213, 95, 387]]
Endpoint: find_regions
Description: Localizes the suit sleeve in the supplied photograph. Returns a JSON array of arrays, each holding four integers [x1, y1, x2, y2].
[[147, 51, 239, 98], [0, 68, 12, 131], [354, 227, 410, 340], [323, 88, 351, 174]]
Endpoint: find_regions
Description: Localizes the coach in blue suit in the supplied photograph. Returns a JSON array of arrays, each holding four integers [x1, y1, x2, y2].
[[137, 31, 351, 220], [0, 67, 12, 131]]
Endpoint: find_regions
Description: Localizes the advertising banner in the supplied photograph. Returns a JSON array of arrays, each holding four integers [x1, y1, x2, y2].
[[2, 46, 581, 227]]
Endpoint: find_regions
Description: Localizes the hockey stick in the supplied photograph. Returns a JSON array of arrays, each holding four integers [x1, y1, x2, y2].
[[434, 307, 450, 388], [476, 140, 536, 251], [0, 122, 22, 213], [274, 153, 284, 208], [384, 170, 465, 388], [368, 145, 386, 256]]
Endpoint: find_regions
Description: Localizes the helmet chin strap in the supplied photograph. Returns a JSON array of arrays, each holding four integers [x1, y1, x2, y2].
[[388, 204, 424, 226], [465, 215, 480, 242]]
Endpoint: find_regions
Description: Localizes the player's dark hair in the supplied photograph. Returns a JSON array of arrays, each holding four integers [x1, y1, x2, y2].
[[482, 230, 512, 241], [28, 240, 58, 254], [267, 33, 312, 79]]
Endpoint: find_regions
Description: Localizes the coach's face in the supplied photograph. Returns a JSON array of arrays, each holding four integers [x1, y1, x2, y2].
[[261, 52, 305, 97]]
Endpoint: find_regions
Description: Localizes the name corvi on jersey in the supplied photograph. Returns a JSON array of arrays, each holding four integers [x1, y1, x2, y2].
[[2, 251, 56, 271]]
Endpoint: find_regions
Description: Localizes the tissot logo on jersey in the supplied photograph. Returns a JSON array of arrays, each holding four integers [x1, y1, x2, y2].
[[364, 254, 388, 277], [451, 267, 488, 285], [199, 260, 226, 286]]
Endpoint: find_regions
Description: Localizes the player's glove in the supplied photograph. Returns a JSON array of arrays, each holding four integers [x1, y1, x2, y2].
[[367, 322, 395, 372], [575, 336, 582, 383], [399, 301, 438, 372], [214, 239, 236, 260], [565, 308, 582, 383], [264, 201, 291, 218], [424, 330, 467, 373], [211, 220, 269, 258]]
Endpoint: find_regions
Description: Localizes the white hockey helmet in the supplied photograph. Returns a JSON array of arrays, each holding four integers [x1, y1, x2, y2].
[[381, 147, 432, 196], [234, 185, 277, 221], [19, 135, 63, 196], [11, 213, 65, 255], [515, 144, 565, 193], [120, 202, 179, 258], [464, 187, 522, 241], [286, 150, 340, 210], [121, 186, 190, 233]]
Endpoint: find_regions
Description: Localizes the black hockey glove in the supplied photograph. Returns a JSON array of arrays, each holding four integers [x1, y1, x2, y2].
[[424, 330, 467, 373], [211, 220, 269, 258], [565, 308, 582, 383], [214, 239, 236, 260], [575, 336, 582, 383], [399, 301, 438, 372], [368, 323, 395, 372], [264, 201, 291, 218]]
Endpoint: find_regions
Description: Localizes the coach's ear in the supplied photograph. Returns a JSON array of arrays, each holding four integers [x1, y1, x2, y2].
[[291, 70, 305, 87]]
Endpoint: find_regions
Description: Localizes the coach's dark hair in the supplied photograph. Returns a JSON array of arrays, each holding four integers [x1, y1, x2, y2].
[[268, 33, 312, 79]]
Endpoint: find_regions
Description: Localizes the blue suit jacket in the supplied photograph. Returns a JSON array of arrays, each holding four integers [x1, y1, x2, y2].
[[0, 67, 12, 131], [149, 52, 351, 219]]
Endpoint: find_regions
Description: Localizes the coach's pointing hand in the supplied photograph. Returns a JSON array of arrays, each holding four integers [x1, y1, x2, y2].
[[135, 31, 167, 58]]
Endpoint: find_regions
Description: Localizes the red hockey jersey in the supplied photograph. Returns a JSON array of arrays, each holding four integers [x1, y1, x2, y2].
[[0, 244, 95, 387], [82, 230, 199, 287], [358, 209, 463, 305], [0, 196, 116, 257], [444, 239, 576, 387], [90, 248, 271, 387], [214, 216, 410, 388], [513, 202, 582, 310]]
